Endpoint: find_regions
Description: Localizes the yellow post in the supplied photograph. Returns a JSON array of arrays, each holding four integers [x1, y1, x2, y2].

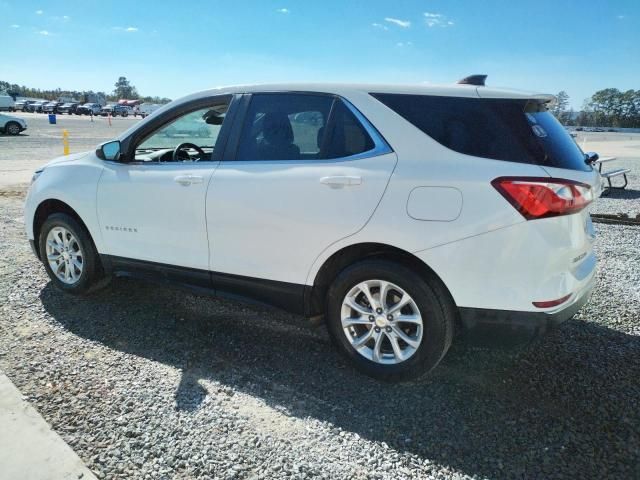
[[63, 129, 70, 156]]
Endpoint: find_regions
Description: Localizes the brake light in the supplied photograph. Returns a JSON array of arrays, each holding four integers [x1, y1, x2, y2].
[[492, 177, 593, 220]]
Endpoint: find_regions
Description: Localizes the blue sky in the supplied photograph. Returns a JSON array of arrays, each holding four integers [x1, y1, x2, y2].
[[1, 0, 638, 108]]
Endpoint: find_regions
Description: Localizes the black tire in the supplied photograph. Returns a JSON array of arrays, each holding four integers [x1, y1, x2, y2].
[[326, 260, 455, 381], [38, 213, 108, 294], [5, 121, 21, 135]]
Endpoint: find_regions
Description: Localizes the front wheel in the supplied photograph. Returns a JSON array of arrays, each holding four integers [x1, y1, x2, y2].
[[4, 121, 21, 135], [38, 213, 108, 294], [326, 260, 454, 381]]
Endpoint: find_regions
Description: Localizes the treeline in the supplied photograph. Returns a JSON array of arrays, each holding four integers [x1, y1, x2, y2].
[[551, 88, 640, 128], [0, 77, 171, 105]]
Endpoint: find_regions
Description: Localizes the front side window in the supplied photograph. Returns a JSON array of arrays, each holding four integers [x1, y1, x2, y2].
[[235, 93, 376, 161], [135, 100, 230, 162]]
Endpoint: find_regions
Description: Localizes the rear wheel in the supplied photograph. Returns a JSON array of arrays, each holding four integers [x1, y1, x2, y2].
[[38, 213, 108, 294], [326, 260, 454, 381], [5, 122, 21, 135]]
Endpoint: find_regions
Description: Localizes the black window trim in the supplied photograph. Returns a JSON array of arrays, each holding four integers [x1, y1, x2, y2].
[[223, 91, 393, 162]]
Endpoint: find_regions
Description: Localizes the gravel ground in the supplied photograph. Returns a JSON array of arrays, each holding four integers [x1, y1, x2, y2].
[[579, 132, 640, 218], [1, 193, 639, 479]]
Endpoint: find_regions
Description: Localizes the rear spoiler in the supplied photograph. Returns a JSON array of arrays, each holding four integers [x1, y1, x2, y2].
[[532, 94, 556, 104]]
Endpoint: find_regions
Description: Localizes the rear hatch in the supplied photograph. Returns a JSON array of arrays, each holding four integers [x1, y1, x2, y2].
[[372, 90, 598, 306], [520, 100, 600, 189], [487, 98, 599, 303]]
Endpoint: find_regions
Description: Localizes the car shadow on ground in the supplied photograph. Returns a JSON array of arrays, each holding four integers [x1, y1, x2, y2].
[[39, 278, 639, 479]]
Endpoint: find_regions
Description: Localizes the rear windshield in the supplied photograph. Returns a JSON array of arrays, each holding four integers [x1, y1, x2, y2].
[[370, 93, 590, 172]]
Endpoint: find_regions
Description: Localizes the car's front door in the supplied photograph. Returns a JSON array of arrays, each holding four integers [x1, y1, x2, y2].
[[205, 92, 397, 304], [96, 96, 234, 276]]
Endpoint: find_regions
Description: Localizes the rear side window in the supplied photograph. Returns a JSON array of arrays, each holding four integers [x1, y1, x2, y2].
[[370, 93, 590, 172], [322, 100, 375, 159], [235, 93, 375, 161]]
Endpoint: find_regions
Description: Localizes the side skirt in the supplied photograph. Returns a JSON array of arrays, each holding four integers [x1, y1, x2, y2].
[[100, 255, 306, 315]]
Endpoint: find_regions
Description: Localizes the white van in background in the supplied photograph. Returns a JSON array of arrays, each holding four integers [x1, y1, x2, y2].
[[0, 95, 16, 112]]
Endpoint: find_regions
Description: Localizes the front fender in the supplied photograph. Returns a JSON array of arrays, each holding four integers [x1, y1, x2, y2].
[[24, 156, 104, 251]]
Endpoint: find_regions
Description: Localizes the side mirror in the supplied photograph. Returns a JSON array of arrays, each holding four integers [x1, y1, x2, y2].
[[97, 140, 121, 161], [584, 151, 599, 165]]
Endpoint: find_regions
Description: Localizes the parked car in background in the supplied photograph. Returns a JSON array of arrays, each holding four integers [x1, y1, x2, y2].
[[42, 101, 63, 114], [24, 79, 599, 380], [0, 95, 16, 112], [114, 105, 131, 117], [24, 100, 37, 111], [99, 105, 115, 117], [76, 103, 102, 115], [136, 103, 161, 118], [57, 103, 79, 115], [25, 101, 47, 113], [101, 104, 133, 117], [14, 100, 29, 111], [0, 113, 27, 135]]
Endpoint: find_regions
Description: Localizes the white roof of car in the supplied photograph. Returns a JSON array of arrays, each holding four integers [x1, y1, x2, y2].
[[176, 82, 555, 103], [117, 81, 555, 142]]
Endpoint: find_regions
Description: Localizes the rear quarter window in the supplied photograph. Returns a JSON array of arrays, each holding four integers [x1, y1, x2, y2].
[[370, 93, 590, 172]]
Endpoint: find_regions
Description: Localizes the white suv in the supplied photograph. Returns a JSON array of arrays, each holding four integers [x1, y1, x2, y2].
[[0, 113, 27, 135], [24, 77, 599, 380]]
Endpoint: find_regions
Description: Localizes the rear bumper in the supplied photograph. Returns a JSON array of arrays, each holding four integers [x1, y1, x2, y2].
[[459, 271, 596, 345]]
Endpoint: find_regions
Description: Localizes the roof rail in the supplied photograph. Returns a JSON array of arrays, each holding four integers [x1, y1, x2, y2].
[[457, 75, 487, 86]]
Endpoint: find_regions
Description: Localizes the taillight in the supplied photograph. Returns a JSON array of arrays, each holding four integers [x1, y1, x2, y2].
[[492, 177, 593, 220]]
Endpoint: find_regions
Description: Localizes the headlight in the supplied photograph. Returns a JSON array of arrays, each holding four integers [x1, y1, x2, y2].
[[31, 170, 43, 184]]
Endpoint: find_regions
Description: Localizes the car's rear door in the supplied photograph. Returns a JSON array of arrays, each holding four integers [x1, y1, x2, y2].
[[205, 92, 396, 306]]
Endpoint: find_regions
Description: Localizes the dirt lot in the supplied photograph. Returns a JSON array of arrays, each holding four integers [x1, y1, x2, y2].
[[0, 117, 639, 479], [0, 111, 138, 189]]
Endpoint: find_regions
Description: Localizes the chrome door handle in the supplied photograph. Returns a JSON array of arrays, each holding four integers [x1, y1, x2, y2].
[[174, 175, 203, 186], [320, 176, 362, 188]]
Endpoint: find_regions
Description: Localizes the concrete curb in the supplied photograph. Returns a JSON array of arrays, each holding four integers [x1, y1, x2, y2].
[[0, 372, 97, 480]]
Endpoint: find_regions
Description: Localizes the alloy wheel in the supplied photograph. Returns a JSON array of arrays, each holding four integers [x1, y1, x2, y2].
[[341, 279, 423, 365], [45, 227, 84, 284]]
